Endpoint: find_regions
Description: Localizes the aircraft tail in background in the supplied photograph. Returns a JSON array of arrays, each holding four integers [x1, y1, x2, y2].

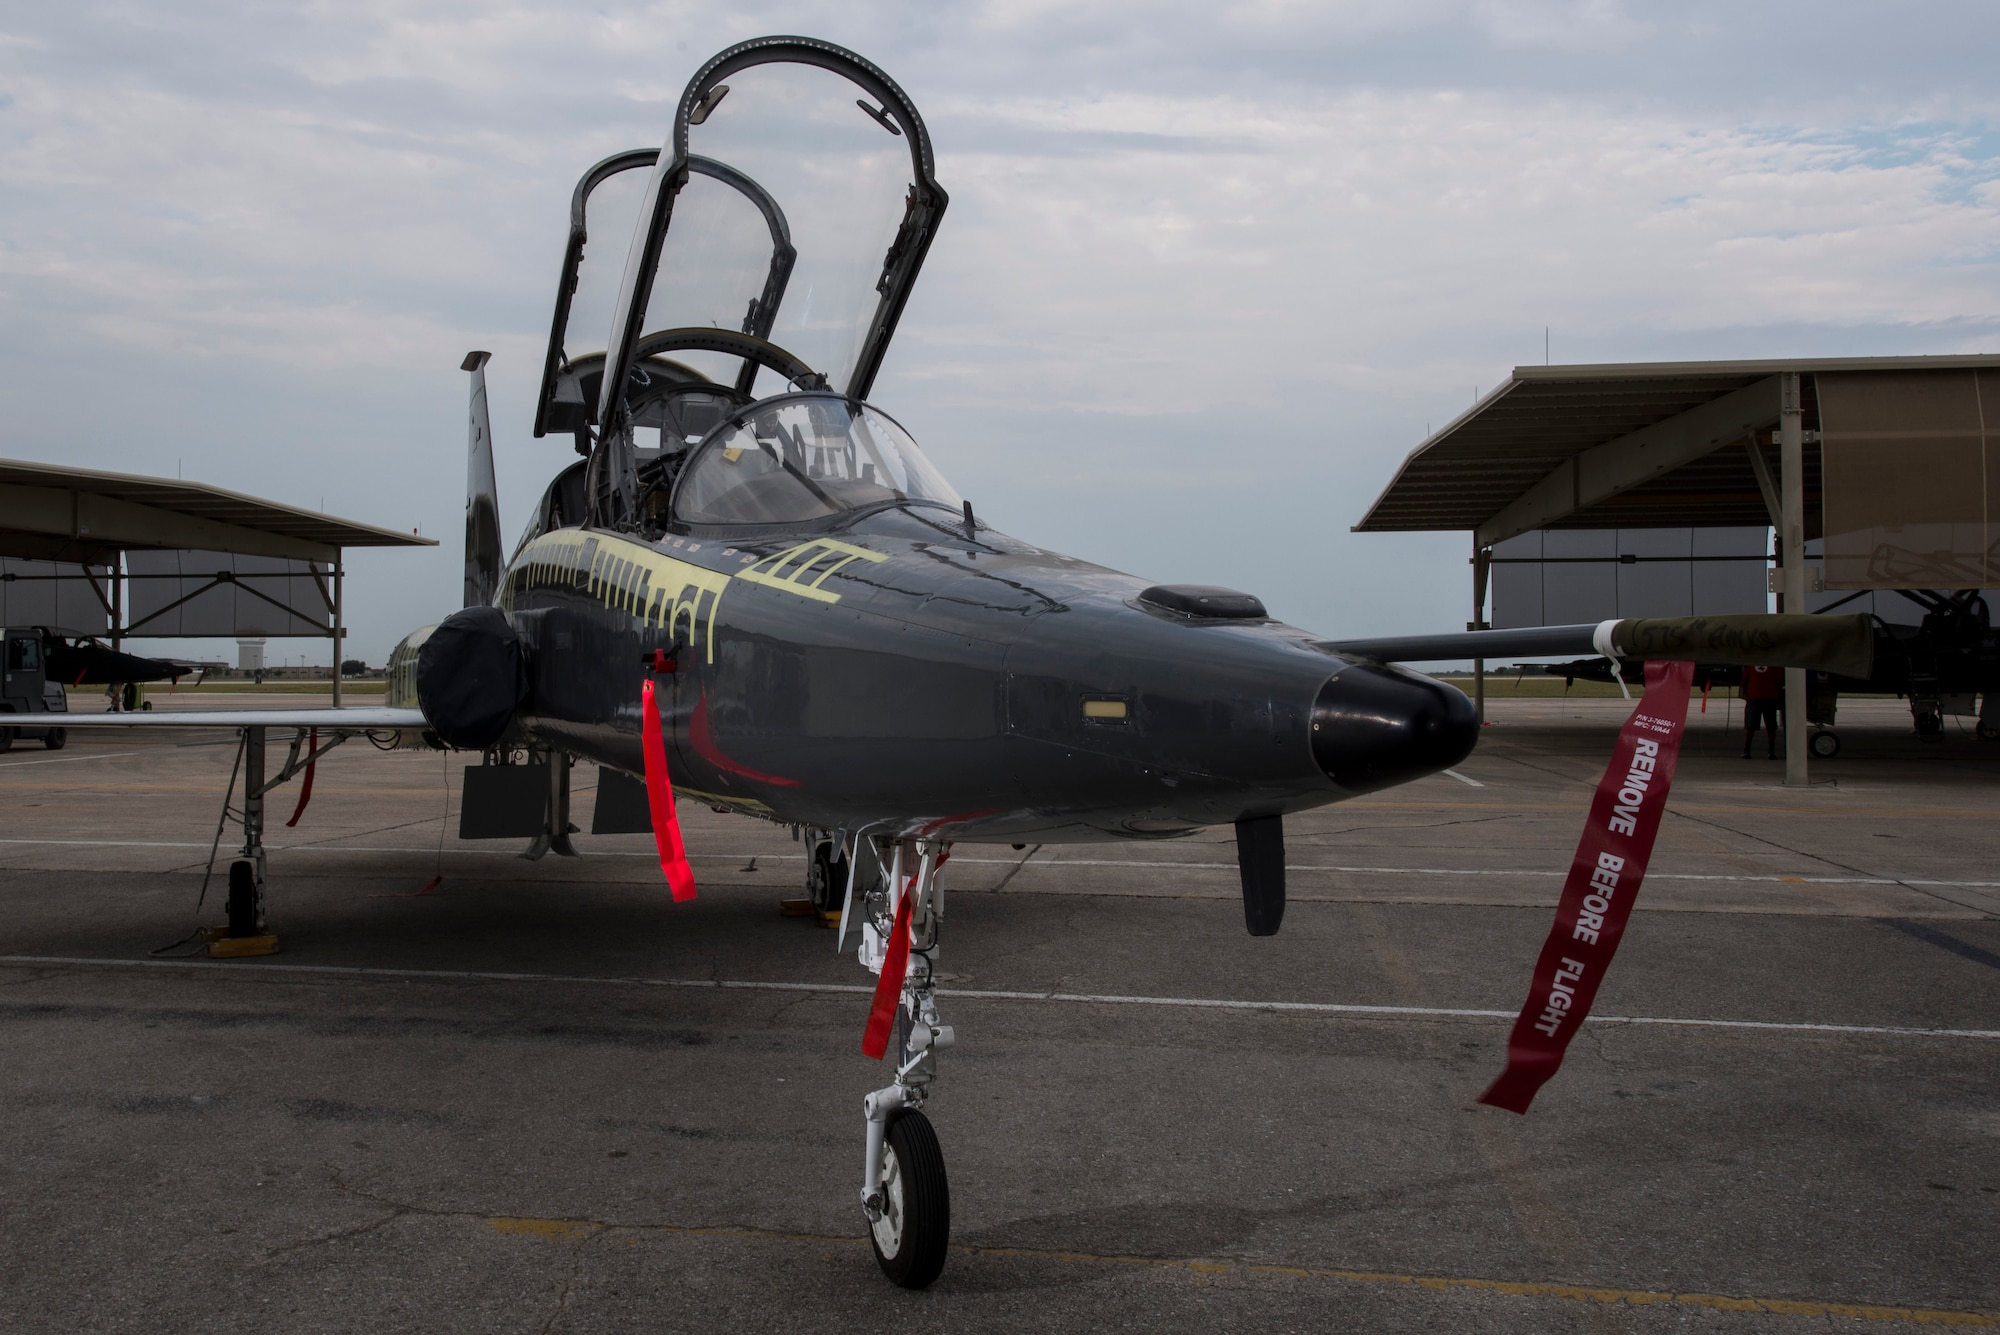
[[462, 350, 502, 607]]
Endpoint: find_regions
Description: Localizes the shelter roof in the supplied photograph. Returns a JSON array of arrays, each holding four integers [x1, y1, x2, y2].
[[1354, 354, 2000, 546], [0, 458, 437, 565]]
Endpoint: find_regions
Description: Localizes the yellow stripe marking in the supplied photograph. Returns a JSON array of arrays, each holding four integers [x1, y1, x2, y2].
[[502, 531, 883, 657], [480, 1217, 1996, 1323], [738, 539, 886, 604], [486, 1217, 596, 1241], [506, 531, 731, 663]]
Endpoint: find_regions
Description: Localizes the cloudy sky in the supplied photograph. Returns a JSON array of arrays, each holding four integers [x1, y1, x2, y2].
[[3, 1, 1997, 661]]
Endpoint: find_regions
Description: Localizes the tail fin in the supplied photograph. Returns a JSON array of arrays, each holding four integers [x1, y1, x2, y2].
[[462, 351, 502, 607]]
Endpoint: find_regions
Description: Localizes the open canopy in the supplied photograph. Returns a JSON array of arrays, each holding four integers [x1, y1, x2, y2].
[[605, 38, 945, 422], [536, 37, 947, 446]]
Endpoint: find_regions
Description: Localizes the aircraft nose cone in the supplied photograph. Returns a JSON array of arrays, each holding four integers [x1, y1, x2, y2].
[[1311, 663, 1478, 794]]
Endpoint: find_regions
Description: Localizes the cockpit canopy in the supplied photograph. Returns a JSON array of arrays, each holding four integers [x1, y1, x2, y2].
[[513, 392, 960, 555], [675, 394, 960, 527], [535, 37, 947, 449]]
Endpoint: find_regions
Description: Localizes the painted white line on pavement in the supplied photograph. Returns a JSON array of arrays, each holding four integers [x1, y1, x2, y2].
[[3, 955, 1995, 1040], [1443, 769, 1486, 788], [2, 840, 1995, 890], [0, 750, 145, 769]]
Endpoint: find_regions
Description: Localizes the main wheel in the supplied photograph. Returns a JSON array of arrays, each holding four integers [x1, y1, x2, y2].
[[1978, 719, 2000, 742], [808, 841, 849, 914], [226, 860, 259, 937], [868, 1109, 950, 1289], [1809, 729, 1840, 759]]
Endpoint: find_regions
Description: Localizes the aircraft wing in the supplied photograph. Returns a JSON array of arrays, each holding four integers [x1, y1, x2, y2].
[[48, 707, 428, 731], [1321, 613, 1875, 680]]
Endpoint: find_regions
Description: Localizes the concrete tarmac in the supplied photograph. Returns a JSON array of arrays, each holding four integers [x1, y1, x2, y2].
[[2, 694, 1997, 1332]]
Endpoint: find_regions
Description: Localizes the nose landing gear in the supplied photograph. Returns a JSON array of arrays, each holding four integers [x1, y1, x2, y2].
[[851, 837, 955, 1289]]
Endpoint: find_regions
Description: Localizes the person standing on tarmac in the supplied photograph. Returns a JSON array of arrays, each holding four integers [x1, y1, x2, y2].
[[1741, 664, 1782, 759]]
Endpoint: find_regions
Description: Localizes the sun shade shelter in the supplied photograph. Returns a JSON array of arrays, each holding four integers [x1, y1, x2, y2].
[[1354, 353, 2000, 784], [0, 457, 435, 703]]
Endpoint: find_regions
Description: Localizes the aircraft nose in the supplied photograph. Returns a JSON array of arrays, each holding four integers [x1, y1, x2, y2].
[[1310, 662, 1478, 794]]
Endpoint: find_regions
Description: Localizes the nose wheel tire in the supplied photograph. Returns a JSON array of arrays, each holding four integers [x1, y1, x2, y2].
[[1809, 729, 1840, 759], [868, 1109, 950, 1289]]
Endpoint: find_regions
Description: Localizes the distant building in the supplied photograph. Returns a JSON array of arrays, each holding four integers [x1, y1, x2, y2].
[[236, 638, 266, 671]]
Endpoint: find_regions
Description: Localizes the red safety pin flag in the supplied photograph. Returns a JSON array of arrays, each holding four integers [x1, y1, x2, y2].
[[284, 727, 318, 827], [640, 678, 697, 902], [1479, 658, 1695, 1114], [862, 887, 916, 1060], [860, 851, 951, 1058]]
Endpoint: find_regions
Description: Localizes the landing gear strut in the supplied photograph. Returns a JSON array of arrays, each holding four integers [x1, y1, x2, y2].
[[204, 724, 348, 957], [851, 837, 954, 1288]]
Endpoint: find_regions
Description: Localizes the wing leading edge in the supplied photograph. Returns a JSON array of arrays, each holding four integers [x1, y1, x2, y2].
[[50, 707, 428, 731]]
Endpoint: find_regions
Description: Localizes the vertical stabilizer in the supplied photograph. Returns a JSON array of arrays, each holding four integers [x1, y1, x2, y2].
[[462, 351, 502, 608]]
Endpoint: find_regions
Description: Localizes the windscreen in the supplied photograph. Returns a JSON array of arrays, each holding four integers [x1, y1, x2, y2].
[[675, 396, 960, 526], [672, 62, 912, 393]]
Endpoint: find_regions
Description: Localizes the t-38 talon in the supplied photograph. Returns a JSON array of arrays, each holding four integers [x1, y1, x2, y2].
[[60, 34, 1875, 1288]]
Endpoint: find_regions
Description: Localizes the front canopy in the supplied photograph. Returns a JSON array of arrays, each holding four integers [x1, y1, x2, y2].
[[673, 393, 960, 527]]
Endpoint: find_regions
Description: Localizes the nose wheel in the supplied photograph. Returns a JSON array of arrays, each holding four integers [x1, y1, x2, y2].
[[866, 1108, 950, 1288]]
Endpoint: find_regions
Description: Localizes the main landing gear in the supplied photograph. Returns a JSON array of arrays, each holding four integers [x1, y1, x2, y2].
[[203, 725, 349, 958], [845, 837, 955, 1288]]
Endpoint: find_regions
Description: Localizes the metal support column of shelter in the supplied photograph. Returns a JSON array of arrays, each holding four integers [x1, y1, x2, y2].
[[1779, 372, 1809, 787], [331, 553, 343, 708], [1470, 541, 1491, 723]]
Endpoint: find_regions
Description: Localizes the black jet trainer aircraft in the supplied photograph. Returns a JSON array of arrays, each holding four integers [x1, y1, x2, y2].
[[55, 36, 1874, 1288]]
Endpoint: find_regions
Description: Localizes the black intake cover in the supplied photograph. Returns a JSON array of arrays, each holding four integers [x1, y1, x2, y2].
[[1138, 585, 1267, 619], [416, 606, 530, 750]]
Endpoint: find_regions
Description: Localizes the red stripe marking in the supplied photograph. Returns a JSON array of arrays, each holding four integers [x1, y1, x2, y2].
[[688, 689, 801, 788]]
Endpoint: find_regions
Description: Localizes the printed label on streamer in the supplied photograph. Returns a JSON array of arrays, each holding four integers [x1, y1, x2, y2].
[[1478, 658, 1695, 1114]]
